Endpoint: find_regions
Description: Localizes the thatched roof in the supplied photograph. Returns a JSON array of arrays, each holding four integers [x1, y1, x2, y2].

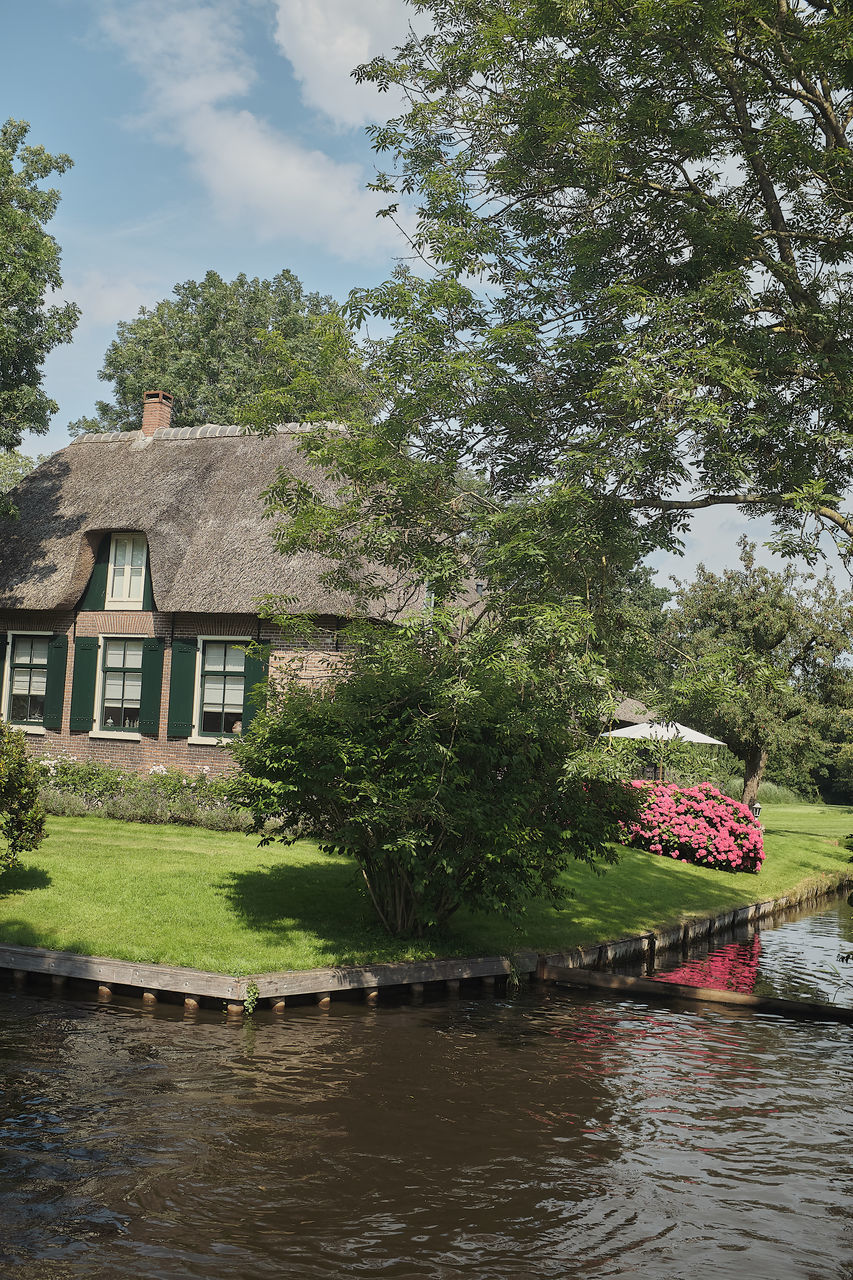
[[613, 697, 654, 725], [0, 425, 422, 619]]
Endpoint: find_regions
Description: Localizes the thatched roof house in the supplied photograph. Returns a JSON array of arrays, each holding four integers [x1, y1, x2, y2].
[[0, 399, 422, 775], [0, 423, 411, 619]]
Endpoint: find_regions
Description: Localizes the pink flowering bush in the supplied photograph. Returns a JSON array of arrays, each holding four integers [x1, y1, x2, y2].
[[620, 781, 764, 872]]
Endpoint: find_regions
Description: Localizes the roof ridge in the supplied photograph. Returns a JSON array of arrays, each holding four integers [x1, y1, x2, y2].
[[71, 423, 331, 444]]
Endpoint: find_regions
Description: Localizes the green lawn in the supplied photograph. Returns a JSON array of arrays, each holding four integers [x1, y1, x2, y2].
[[0, 804, 850, 973]]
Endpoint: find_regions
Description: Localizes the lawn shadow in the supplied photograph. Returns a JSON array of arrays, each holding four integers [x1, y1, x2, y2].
[[0, 919, 51, 947], [217, 859, 414, 966], [0, 865, 51, 899]]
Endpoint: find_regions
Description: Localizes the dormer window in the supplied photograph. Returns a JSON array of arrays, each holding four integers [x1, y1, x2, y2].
[[106, 533, 148, 609]]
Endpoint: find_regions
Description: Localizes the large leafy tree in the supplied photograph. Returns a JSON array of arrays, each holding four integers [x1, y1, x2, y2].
[[280, 0, 853, 598], [660, 541, 853, 806], [0, 118, 78, 451], [71, 270, 377, 434]]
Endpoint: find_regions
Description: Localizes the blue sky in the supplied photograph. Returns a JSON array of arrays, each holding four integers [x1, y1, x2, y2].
[[4, 0, 792, 583], [6, 0, 415, 448]]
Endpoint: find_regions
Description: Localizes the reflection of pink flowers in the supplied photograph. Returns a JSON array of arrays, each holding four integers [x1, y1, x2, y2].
[[619, 782, 764, 872], [654, 935, 762, 992]]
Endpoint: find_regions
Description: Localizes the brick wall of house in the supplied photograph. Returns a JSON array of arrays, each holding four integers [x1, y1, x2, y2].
[[0, 608, 347, 777]]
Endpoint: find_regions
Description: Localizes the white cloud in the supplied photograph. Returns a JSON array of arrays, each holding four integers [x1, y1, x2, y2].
[[271, 0, 414, 129], [97, 0, 407, 261], [63, 270, 155, 327], [182, 105, 401, 257]]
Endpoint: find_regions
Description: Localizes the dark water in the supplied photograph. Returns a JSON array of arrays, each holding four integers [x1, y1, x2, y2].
[[653, 893, 853, 1005], [2, 908, 853, 1279]]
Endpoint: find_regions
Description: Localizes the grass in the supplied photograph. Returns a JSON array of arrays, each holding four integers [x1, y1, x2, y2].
[[0, 804, 850, 974]]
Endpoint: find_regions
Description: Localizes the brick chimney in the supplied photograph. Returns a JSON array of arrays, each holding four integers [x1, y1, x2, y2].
[[141, 390, 174, 436]]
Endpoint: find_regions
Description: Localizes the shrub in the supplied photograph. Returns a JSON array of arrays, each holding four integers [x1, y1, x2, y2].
[[0, 721, 46, 868], [620, 781, 764, 873], [231, 616, 639, 936], [36, 758, 252, 831]]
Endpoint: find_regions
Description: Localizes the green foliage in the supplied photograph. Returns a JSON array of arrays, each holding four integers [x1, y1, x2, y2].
[[0, 119, 78, 451], [0, 449, 40, 494], [37, 757, 251, 831], [231, 609, 639, 936], [0, 721, 46, 868], [328, 0, 853, 561], [659, 539, 853, 804], [69, 269, 374, 434]]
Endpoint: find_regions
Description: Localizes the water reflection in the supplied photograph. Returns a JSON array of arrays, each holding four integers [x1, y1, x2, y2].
[[654, 935, 762, 992], [654, 894, 853, 1007], [0, 974, 851, 1279]]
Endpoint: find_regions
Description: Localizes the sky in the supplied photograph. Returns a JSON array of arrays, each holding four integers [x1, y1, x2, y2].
[[3, 0, 803, 585]]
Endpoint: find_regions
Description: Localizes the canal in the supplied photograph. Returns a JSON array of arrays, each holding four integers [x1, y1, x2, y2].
[[2, 899, 852, 1279]]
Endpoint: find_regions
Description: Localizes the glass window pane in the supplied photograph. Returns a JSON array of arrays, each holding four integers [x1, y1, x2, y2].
[[104, 672, 124, 700], [102, 705, 121, 727], [12, 637, 31, 664], [113, 537, 128, 568], [130, 539, 146, 568], [225, 645, 245, 673], [203, 675, 224, 709], [202, 709, 222, 734], [11, 669, 30, 694], [104, 641, 125, 667], [10, 694, 29, 720], [124, 673, 142, 704], [224, 676, 243, 710], [29, 670, 47, 696], [111, 564, 126, 597], [223, 710, 243, 734], [31, 639, 49, 665], [125, 641, 144, 668], [28, 695, 45, 721], [128, 566, 144, 600], [205, 643, 225, 672]]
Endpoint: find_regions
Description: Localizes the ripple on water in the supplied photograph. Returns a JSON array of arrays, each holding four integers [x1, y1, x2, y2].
[[0, 929, 852, 1278]]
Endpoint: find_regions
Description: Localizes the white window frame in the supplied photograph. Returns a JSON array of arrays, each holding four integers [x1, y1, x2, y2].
[[187, 635, 250, 746], [1, 631, 51, 736], [88, 634, 144, 742], [105, 532, 149, 610]]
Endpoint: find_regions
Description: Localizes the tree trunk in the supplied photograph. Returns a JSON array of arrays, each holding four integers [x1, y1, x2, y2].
[[741, 747, 768, 810]]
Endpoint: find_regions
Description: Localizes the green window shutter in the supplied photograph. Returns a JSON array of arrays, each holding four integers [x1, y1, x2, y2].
[[69, 636, 99, 732], [138, 638, 165, 735], [42, 634, 69, 730], [167, 639, 197, 738], [241, 649, 268, 733], [78, 536, 110, 611], [142, 557, 154, 611]]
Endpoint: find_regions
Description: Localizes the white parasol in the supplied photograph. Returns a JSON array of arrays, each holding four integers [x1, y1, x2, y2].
[[604, 720, 725, 746]]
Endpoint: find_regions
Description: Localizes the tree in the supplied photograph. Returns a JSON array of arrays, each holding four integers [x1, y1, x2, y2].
[[70, 270, 377, 434], [0, 722, 46, 869], [0, 118, 78, 451], [660, 541, 853, 806], [0, 449, 39, 494], [294, 0, 853, 578], [231, 610, 638, 936]]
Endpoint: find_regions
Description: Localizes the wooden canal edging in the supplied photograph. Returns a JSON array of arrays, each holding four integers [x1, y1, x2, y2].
[[0, 942, 541, 1012], [0, 869, 851, 1016], [538, 964, 853, 1026], [535, 870, 853, 976]]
